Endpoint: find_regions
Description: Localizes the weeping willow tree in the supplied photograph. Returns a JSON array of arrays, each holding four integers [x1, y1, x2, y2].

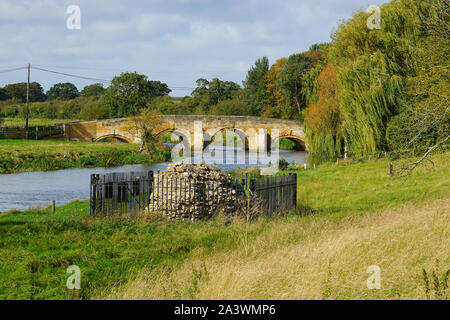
[[386, 0, 449, 174], [328, 0, 433, 157], [302, 64, 323, 107], [338, 53, 406, 156]]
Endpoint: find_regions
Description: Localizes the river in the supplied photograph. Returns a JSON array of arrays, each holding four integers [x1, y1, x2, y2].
[[0, 148, 308, 212]]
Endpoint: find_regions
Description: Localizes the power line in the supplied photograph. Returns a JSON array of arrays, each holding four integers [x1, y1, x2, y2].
[[0, 64, 196, 91], [33, 64, 122, 71], [0, 66, 28, 73], [32, 66, 195, 90], [0, 64, 27, 69], [32, 64, 235, 76], [31, 66, 111, 83]]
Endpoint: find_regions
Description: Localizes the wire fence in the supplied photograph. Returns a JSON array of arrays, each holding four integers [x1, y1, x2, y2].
[[0, 125, 63, 140], [90, 170, 298, 220]]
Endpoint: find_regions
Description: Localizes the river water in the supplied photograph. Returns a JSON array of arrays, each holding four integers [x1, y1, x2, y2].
[[0, 148, 308, 212]]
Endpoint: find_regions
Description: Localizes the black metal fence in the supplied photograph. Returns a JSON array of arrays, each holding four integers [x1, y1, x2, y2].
[[252, 174, 297, 215], [90, 171, 153, 217], [90, 170, 297, 219]]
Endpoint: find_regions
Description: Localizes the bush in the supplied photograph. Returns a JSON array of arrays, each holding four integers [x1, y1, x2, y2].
[[2, 104, 20, 117], [386, 106, 443, 156], [277, 158, 289, 171], [61, 100, 81, 119], [209, 97, 246, 116], [0, 95, 108, 121], [153, 96, 190, 115]]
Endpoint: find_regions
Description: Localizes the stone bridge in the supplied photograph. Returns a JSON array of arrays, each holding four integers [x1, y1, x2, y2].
[[62, 115, 306, 151]]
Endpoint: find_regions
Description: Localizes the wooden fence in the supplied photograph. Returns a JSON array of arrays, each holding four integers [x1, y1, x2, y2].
[[90, 170, 297, 219], [0, 125, 63, 140]]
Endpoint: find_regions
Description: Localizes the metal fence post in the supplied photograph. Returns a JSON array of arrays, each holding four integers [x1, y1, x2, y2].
[[148, 171, 154, 209], [290, 173, 297, 207], [90, 174, 99, 216]]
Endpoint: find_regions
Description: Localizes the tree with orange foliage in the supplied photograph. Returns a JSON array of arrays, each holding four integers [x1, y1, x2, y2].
[[304, 49, 324, 66], [263, 58, 287, 118], [305, 65, 343, 158]]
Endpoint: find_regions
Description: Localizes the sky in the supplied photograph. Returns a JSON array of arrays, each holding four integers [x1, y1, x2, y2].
[[0, 0, 387, 96]]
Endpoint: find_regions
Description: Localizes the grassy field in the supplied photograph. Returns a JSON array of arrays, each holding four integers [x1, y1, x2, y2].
[[109, 198, 449, 300], [0, 139, 154, 174], [0, 201, 245, 299], [0, 152, 448, 300], [0, 118, 81, 127]]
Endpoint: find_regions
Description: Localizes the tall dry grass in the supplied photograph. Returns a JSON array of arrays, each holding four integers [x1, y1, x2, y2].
[[102, 197, 449, 300]]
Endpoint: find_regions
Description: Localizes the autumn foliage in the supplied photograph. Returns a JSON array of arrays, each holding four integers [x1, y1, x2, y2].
[[263, 58, 287, 118], [305, 65, 342, 158]]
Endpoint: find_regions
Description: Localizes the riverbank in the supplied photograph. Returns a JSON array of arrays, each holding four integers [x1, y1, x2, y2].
[[0, 139, 159, 174], [0, 151, 448, 299]]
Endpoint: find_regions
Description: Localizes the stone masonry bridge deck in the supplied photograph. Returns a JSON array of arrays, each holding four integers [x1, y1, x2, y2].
[[62, 115, 307, 151]]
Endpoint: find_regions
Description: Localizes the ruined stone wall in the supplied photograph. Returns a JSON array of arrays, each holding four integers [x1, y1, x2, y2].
[[148, 163, 249, 221]]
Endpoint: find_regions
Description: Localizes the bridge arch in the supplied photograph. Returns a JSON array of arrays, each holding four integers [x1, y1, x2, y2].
[[271, 135, 307, 151], [154, 128, 191, 149], [204, 128, 249, 151], [94, 134, 131, 143]]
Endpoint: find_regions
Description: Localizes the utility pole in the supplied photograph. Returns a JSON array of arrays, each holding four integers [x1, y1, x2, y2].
[[25, 63, 30, 139]]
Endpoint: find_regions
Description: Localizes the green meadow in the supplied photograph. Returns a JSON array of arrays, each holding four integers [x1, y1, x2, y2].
[[0, 151, 448, 299]]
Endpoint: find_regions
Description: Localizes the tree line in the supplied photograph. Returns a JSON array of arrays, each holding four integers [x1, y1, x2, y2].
[[0, 48, 323, 122], [1, 0, 447, 161], [0, 74, 171, 120], [302, 0, 448, 161]]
